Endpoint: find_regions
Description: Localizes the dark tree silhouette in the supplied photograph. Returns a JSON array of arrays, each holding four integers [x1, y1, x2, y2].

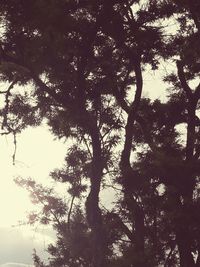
[[0, 1, 200, 267]]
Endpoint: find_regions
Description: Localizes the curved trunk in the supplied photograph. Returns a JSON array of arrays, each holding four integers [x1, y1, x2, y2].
[[120, 60, 146, 266], [86, 124, 105, 267], [176, 60, 198, 267]]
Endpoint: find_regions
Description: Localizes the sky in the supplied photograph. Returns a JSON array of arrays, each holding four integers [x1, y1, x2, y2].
[[0, 126, 67, 266], [0, 64, 170, 266]]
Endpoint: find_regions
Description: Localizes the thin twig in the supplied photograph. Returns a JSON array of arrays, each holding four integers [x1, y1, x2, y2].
[[67, 195, 76, 231], [12, 131, 17, 165]]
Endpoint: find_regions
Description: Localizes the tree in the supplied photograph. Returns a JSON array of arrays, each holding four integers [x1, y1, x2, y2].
[[0, 1, 125, 265], [1, 1, 200, 267]]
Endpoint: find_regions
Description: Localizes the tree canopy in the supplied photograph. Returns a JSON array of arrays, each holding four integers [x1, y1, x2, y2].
[[0, 1, 200, 267]]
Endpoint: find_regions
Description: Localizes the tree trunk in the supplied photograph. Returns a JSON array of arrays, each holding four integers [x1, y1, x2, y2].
[[86, 124, 105, 267], [119, 59, 145, 266], [176, 228, 195, 267], [174, 190, 195, 267]]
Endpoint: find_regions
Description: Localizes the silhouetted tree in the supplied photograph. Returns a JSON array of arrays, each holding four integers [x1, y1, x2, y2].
[[0, 1, 200, 267]]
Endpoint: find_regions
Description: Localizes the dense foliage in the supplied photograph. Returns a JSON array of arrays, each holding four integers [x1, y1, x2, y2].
[[0, 1, 200, 266]]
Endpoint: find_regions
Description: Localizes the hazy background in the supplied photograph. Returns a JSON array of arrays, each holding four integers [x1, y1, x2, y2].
[[0, 126, 67, 266]]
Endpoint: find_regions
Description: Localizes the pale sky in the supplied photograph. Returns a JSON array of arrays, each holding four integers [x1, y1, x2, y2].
[[0, 125, 67, 266]]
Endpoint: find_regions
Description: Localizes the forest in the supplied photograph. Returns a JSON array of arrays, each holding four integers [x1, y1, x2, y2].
[[0, 0, 200, 266]]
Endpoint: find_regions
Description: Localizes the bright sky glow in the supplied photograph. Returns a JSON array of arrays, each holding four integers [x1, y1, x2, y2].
[[0, 125, 68, 265], [0, 125, 67, 227]]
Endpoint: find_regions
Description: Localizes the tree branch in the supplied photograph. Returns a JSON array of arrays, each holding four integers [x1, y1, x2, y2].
[[177, 60, 193, 100], [1, 79, 17, 130], [67, 195, 76, 231], [121, 58, 143, 168], [135, 114, 157, 152], [109, 213, 135, 243]]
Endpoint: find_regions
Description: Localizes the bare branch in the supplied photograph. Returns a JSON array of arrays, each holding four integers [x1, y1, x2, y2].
[[110, 213, 135, 243], [177, 60, 193, 100], [12, 132, 17, 165], [136, 114, 157, 152], [67, 195, 76, 231], [1, 80, 17, 130], [121, 58, 143, 168]]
